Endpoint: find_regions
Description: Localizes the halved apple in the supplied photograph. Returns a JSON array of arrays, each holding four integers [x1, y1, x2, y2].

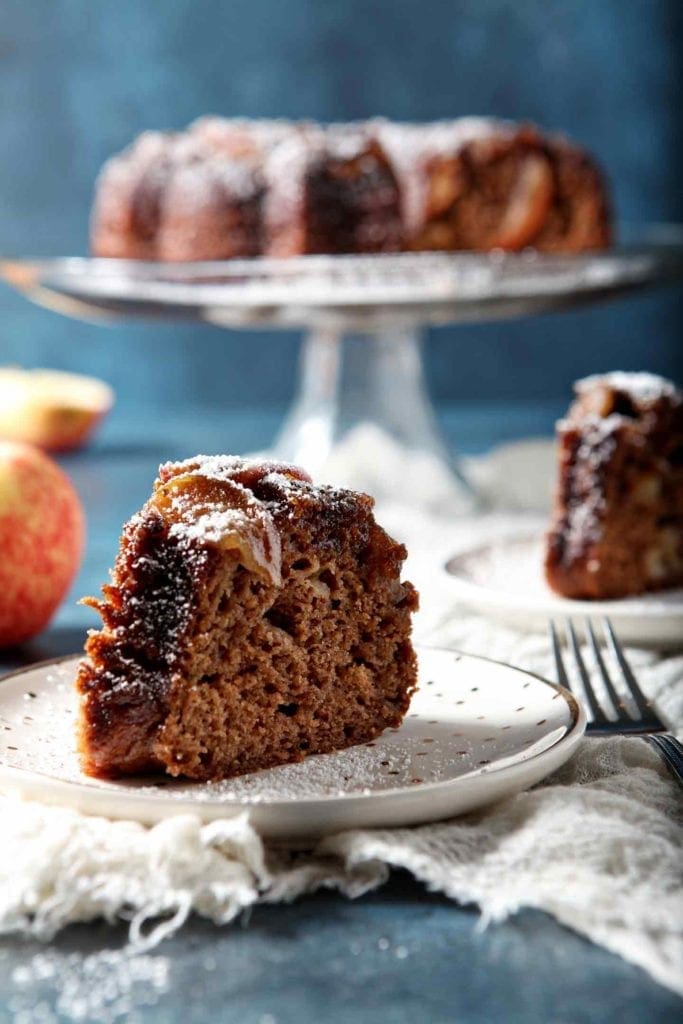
[[0, 368, 114, 452]]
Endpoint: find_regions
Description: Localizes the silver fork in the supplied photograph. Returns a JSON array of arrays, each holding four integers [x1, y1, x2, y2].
[[550, 617, 683, 785]]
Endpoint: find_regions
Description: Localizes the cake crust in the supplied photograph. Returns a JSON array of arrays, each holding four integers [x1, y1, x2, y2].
[[76, 457, 418, 781]]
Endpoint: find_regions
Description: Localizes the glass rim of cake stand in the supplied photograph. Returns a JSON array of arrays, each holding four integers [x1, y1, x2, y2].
[[2, 230, 682, 329]]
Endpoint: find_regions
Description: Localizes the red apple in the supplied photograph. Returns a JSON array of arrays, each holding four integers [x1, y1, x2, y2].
[[0, 442, 84, 647], [0, 368, 114, 452]]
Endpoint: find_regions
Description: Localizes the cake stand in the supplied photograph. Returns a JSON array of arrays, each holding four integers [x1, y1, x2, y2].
[[2, 238, 682, 510]]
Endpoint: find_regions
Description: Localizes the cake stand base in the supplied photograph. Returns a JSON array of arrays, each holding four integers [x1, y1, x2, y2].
[[272, 327, 476, 512]]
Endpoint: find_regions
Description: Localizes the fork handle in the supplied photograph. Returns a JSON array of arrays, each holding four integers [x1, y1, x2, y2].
[[645, 734, 683, 786]]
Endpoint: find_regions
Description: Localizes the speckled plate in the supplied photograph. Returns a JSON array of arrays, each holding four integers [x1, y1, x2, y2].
[[0, 647, 585, 841], [445, 535, 683, 649]]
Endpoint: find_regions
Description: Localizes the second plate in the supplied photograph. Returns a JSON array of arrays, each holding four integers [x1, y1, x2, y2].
[[445, 535, 683, 648]]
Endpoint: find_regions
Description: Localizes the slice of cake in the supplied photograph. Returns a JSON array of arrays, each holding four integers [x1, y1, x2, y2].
[[76, 457, 419, 780], [545, 373, 683, 599]]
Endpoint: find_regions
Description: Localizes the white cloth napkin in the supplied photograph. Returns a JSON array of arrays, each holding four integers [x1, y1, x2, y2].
[[1, 441, 681, 995]]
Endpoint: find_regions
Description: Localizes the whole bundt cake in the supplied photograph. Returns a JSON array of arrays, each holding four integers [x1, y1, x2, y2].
[[91, 117, 612, 261]]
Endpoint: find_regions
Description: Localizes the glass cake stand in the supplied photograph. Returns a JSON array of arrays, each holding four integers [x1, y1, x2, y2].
[[2, 237, 682, 510]]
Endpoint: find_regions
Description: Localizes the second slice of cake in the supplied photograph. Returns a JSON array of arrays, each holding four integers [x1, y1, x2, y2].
[[545, 373, 683, 599], [76, 456, 419, 780]]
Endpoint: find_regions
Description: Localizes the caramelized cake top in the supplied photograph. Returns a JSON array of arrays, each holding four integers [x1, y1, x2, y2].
[[89, 456, 389, 650], [153, 455, 381, 568], [151, 456, 312, 586]]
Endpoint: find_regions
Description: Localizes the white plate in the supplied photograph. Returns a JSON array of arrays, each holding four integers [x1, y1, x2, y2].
[[0, 647, 584, 842], [445, 535, 683, 649]]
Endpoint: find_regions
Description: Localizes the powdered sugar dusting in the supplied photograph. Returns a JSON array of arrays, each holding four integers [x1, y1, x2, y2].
[[262, 128, 322, 229], [160, 453, 308, 484], [188, 115, 305, 156], [156, 455, 307, 585], [576, 371, 681, 404], [169, 506, 252, 545], [558, 413, 621, 559], [166, 504, 281, 585], [163, 151, 263, 205], [377, 116, 512, 169], [95, 130, 177, 199]]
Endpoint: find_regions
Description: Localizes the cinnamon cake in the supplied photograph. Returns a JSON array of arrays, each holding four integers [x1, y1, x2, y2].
[[545, 373, 683, 599], [91, 117, 611, 260], [76, 456, 419, 780]]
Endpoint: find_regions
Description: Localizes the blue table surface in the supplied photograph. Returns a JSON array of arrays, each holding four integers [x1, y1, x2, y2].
[[1, 401, 679, 1024]]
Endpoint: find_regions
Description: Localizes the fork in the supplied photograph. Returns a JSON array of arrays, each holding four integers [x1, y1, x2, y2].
[[550, 617, 683, 785]]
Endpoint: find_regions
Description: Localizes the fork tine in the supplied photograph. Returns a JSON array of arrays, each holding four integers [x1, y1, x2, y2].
[[565, 619, 608, 724], [585, 619, 625, 719], [602, 618, 663, 727], [550, 620, 570, 690]]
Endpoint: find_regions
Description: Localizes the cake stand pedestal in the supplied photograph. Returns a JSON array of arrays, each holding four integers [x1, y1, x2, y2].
[[272, 326, 472, 507], [2, 241, 682, 511]]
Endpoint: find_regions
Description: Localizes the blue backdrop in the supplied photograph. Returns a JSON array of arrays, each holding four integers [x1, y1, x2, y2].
[[1, 0, 681, 417]]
